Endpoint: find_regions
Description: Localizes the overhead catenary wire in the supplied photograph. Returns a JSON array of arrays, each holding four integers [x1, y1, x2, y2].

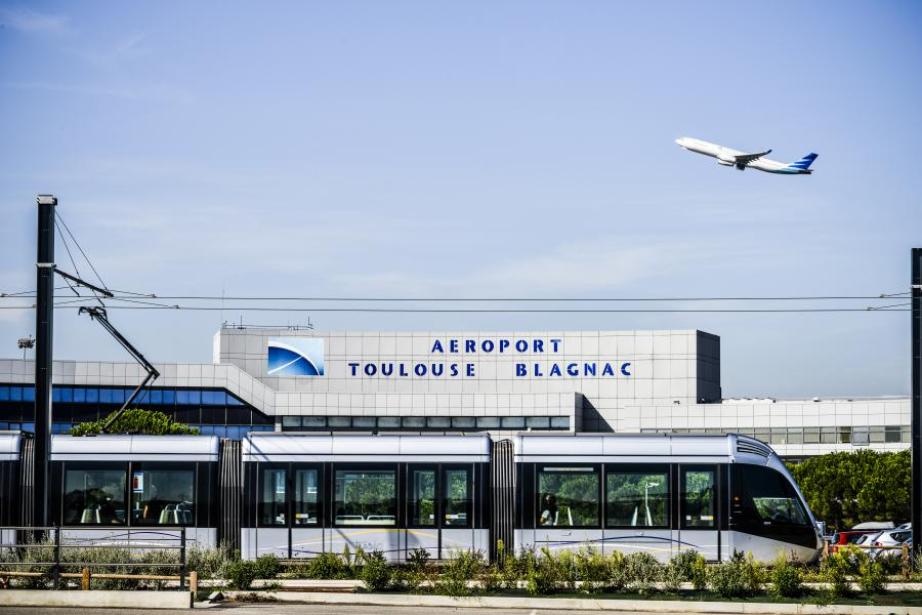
[[52, 216, 83, 298], [0, 303, 911, 313], [54, 211, 109, 291], [79, 293, 918, 302], [0, 293, 915, 302]]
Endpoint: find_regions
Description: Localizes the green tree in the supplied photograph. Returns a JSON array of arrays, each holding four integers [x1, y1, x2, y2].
[[69, 409, 199, 436], [787, 449, 909, 530]]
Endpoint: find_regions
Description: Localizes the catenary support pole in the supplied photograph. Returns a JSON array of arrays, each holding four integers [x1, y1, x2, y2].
[[34, 194, 56, 529], [912, 248, 921, 560]]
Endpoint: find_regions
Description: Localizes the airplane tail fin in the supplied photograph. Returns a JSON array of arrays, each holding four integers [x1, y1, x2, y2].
[[787, 152, 818, 171]]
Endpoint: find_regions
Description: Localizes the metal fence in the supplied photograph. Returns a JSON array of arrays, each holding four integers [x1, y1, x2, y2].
[[0, 526, 194, 591]]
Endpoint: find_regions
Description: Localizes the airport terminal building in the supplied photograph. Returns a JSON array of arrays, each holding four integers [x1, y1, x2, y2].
[[0, 327, 909, 458]]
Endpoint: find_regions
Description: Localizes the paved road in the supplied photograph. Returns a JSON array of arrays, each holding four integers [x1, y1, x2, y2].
[[0, 604, 701, 615]]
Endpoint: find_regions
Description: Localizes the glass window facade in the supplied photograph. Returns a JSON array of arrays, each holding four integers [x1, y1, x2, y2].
[[276, 414, 571, 432], [661, 425, 910, 448], [0, 384, 269, 439]]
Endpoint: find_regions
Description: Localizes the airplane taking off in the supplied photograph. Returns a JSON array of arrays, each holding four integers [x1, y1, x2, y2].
[[675, 137, 818, 174]]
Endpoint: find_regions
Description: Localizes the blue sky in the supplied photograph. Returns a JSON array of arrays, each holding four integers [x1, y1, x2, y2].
[[1, 1, 920, 398]]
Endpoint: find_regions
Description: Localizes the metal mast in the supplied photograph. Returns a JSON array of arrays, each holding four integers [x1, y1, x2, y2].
[[34, 194, 57, 528]]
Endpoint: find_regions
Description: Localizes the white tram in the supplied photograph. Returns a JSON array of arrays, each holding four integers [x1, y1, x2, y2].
[[514, 433, 822, 562]]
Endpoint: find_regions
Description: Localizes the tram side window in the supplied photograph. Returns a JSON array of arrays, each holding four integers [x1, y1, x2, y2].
[[733, 465, 809, 528], [131, 467, 195, 526], [681, 467, 716, 529], [294, 469, 319, 526], [260, 468, 287, 526], [409, 468, 436, 526], [606, 466, 669, 528], [335, 469, 396, 526], [537, 466, 599, 527], [443, 468, 471, 527], [64, 466, 127, 525]]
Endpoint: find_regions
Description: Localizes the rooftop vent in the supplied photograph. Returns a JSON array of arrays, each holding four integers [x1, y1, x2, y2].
[[736, 438, 771, 458]]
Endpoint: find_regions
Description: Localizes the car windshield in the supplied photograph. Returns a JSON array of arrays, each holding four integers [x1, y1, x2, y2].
[[855, 532, 880, 545]]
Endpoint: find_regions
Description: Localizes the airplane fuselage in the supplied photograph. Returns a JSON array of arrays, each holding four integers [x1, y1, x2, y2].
[[675, 137, 813, 174]]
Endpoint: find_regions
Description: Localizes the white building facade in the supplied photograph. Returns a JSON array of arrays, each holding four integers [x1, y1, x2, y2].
[[0, 326, 909, 458]]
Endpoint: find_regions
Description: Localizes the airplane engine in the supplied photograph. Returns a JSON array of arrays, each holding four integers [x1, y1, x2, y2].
[[716, 160, 734, 166]]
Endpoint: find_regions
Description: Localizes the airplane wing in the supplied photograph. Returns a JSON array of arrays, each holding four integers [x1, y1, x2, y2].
[[734, 149, 772, 166]]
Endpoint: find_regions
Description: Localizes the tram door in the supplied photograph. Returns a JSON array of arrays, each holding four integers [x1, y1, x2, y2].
[[675, 465, 720, 561], [406, 465, 439, 559]]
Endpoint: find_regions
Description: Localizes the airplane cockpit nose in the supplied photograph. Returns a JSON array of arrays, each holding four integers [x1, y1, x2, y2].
[[675, 137, 687, 146]]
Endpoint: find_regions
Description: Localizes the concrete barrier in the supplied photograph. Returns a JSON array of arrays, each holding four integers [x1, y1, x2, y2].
[[224, 590, 922, 615], [0, 589, 192, 609]]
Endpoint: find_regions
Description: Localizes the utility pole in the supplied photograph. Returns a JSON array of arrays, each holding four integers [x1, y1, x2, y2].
[[34, 194, 56, 529], [913, 248, 921, 558]]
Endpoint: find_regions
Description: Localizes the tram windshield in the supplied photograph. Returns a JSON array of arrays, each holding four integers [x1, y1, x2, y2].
[[733, 465, 810, 527]]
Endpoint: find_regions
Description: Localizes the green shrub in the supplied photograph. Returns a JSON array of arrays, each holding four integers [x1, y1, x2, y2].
[[606, 550, 627, 591], [253, 554, 280, 580], [662, 560, 684, 594], [359, 550, 391, 592], [403, 548, 433, 593], [708, 552, 762, 599], [296, 552, 347, 579], [820, 551, 854, 598], [498, 550, 522, 591], [437, 550, 484, 597], [741, 552, 766, 595], [621, 552, 663, 595], [407, 548, 430, 570], [574, 548, 609, 593], [770, 555, 804, 598], [556, 549, 578, 591], [188, 547, 229, 580], [668, 550, 698, 579], [225, 560, 259, 590], [690, 555, 708, 591], [478, 564, 502, 593], [665, 550, 705, 592], [524, 547, 565, 596], [858, 558, 886, 595], [70, 408, 199, 436]]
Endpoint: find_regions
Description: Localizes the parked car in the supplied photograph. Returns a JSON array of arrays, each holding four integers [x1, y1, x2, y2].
[[830, 530, 882, 552], [870, 528, 912, 559]]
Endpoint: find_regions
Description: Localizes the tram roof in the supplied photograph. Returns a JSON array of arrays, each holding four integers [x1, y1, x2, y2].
[[243, 433, 492, 462], [512, 433, 773, 463], [51, 434, 220, 462]]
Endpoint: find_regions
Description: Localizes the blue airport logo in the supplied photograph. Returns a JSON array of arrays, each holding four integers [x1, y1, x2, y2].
[[267, 338, 325, 376]]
